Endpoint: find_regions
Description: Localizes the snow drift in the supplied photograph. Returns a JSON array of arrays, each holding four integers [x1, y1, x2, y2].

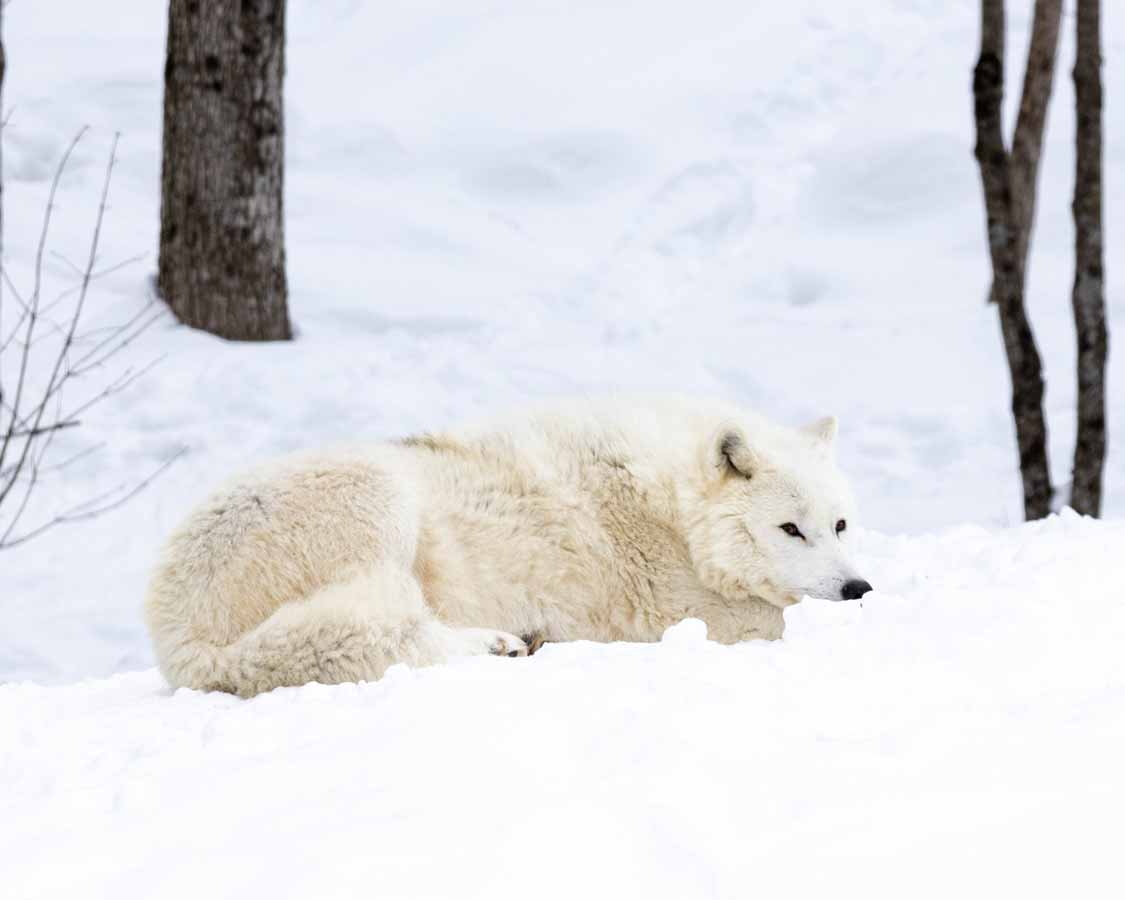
[[5, 515, 1124, 899]]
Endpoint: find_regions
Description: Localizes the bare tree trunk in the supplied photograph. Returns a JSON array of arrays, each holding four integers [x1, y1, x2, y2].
[[158, 0, 291, 341], [972, 0, 1061, 520], [1009, 0, 1063, 284], [1070, 0, 1107, 516]]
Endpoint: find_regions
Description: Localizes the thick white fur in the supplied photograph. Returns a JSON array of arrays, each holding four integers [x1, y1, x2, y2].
[[145, 396, 866, 697]]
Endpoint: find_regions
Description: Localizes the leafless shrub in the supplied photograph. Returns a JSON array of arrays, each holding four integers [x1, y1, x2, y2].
[[0, 128, 182, 549]]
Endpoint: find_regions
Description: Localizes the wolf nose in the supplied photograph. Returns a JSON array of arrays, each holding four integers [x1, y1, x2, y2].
[[840, 579, 873, 601]]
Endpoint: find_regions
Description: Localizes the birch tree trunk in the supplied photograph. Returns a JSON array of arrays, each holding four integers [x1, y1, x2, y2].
[[158, 0, 291, 341], [972, 0, 1061, 520], [1070, 0, 1107, 516]]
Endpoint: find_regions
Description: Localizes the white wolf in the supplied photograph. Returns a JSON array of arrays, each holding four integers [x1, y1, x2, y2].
[[145, 396, 871, 697]]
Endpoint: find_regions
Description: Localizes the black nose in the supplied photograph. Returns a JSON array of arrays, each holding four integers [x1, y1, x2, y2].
[[840, 579, 873, 601]]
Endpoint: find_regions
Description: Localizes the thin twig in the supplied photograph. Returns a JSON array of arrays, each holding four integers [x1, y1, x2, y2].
[[0, 446, 189, 549], [0, 127, 88, 495], [1, 128, 175, 549], [6, 419, 79, 439], [35, 440, 104, 475]]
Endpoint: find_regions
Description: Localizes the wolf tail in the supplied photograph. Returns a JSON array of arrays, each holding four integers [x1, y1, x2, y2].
[[146, 566, 453, 698]]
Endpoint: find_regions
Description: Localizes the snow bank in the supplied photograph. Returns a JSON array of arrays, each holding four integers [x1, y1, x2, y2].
[[6, 515, 1123, 899]]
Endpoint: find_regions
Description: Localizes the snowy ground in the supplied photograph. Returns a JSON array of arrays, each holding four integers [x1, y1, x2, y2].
[[2, 2, 1124, 896], [6, 515, 1124, 899]]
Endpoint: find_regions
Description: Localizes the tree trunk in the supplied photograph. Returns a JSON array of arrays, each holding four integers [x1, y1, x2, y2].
[[158, 0, 291, 341], [984, 0, 1063, 306], [1070, 0, 1107, 516], [972, 0, 1059, 520], [1009, 0, 1063, 285]]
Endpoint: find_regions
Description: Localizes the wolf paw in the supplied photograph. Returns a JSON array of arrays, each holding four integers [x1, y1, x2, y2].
[[454, 628, 529, 658]]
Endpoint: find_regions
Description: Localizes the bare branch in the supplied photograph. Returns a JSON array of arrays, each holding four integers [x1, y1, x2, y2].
[[0, 131, 120, 514], [0, 128, 88, 489], [56, 355, 163, 424], [68, 304, 164, 377], [1, 0, 6, 341], [38, 251, 147, 318], [0, 446, 189, 549], [35, 441, 104, 475], [0, 391, 63, 546], [49, 251, 86, 279], [6, 419, 79, 439], [1, 129, 173, 549]]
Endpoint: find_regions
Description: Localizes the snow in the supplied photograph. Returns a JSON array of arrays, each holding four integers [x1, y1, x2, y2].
[[2, 0, 1124, 895], [6, 514, 1124, 898]]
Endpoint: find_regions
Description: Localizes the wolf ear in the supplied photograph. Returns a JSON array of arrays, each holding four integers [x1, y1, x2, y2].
[[802, 415, 838, 449], [712, 427, 763, 479]]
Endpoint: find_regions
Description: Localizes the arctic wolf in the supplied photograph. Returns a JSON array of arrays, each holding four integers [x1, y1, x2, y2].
[[145, 397, 871, 697]]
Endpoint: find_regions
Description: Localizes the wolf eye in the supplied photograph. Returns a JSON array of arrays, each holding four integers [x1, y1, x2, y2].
[[836, 519, 847, 535], [779, 523, 804, 539]]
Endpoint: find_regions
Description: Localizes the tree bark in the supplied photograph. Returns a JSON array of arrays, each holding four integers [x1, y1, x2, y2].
[[158, 0, 291, 341], [1007, 0, 1063, 284], [972, 0, 1059, 520], [986, 0, 1062, 304], [1070, 0, 1107, 516]]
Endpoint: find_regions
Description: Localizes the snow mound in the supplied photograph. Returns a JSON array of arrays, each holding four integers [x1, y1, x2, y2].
[[5, 517, 1124, 899]]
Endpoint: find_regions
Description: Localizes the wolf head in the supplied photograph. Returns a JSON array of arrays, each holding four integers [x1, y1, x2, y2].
[[686, 414, 871, 608]]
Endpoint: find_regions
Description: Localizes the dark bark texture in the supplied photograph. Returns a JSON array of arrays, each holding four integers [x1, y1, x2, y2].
[[159, 0, 291, 341], [1007, 0, 1063, 285], [1070, 0, 1107, 516], [972, 0, 1060, 520]]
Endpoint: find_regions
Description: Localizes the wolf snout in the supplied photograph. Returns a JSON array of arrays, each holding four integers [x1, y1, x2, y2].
[[839, 579, 873, 601]]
